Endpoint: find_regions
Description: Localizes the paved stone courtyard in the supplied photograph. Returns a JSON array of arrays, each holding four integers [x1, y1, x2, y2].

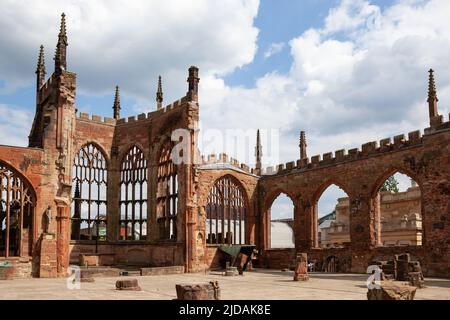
[[0, 269, 449, 300]]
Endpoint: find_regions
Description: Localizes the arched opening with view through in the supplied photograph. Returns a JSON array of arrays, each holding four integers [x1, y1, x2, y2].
[[373, 172, 422, 247], [269, 193, 294, 249], [316, 184, 350, 249]]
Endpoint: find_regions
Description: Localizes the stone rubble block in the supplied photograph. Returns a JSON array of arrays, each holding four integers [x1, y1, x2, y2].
[[367, 281, 417, 300], [294, 253, 309, 282], [116, 279, 141, 291], [176, 281, 220, 300]]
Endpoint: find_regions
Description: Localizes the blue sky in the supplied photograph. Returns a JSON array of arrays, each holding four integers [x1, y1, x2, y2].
[[0, 0, 449, 218], [226, 0, 396, 88]]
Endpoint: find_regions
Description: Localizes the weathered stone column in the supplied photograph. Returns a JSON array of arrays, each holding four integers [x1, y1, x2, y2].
[[372, 193, 382, 246], [148, 161, 159, 242], [296, 198, 313, 251], [349, 193, 374, 272], [39, 234, 57, 278], [56, 204, 70, 276], [312, 204, 319, 248], [265, 206, 271, 250], [107, 162, 120, 242]]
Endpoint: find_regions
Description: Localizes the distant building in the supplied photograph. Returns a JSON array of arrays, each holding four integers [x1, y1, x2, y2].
[[319, 187, 422, 248]]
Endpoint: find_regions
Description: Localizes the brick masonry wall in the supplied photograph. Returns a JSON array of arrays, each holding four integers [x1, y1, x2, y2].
[[0, 259, 32, 280], [69, 243, 184, 267], [258, 127, 450, 276], [261, 249, 296, 270]]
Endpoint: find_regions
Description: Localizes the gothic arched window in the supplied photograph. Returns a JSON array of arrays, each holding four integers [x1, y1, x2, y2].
[[71, 143, 108, 241], [119, 146, 148, 241], [0, 161, 34, 257], [206, 176, 247, 245], [156, 144, 178, 240]]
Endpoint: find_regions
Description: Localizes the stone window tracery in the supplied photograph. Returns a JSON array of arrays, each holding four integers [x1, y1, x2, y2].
[[156, 144, 178, 240], [0, 162, 34, 257], [71, 143, 108, 241], [119, 146, 148, 241], [206, 176, 247, 245]]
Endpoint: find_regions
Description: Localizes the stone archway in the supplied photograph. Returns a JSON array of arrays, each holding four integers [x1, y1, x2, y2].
[[205, 175, 249, 245], [0, 161, 36, 258]]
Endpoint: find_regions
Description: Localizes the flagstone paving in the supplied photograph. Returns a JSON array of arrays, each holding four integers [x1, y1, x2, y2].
[[0, 269, 449, 300]]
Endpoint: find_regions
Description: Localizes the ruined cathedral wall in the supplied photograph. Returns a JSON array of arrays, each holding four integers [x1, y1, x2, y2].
[[197, 168, 259, 270], [67, 95, 199, 269], [73, 115, 116, 159], [258, 122, 450, 277], [0, 146, 45, 278]]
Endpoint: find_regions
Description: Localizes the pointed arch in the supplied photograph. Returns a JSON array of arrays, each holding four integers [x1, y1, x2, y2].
[[268, 192, 295, 249], [0, 160, 35, 257], [206, 175, 248, 245], [71, 142, 108, 241], [119, 142, 147, 165], [371, 166, 422, 198], [371, 168, 422, 247], [75, 141, 110, 168], [314, 182, 350, 249], [312, 178, 350, 205], [119, 145, 148, 241], [265, 189, 296, 210], [156, 141, 178, 240]]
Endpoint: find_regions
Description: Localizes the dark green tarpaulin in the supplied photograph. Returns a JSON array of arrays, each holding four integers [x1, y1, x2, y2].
[[219, 245, 255, 257], [0, 261, 12, 267], [218, 245, 256, 268]]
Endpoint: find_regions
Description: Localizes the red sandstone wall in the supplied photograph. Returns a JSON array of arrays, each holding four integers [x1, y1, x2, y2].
[[73, 118, 115, 159], [258, 125, 450, 276], [262, 249, 296, 270], [68, 243, 184, 267]]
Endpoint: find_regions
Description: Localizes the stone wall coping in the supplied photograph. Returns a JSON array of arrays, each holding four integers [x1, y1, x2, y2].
[[75, 96, 190, 127], [262, 129, 426, 177], [200, 153, 253, 174]]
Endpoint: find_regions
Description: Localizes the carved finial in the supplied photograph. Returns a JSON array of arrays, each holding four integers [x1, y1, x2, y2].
[[113, 85, 121, 119], [428, 69, 440, 126], [59, 13, 67, 43], [255, 129, 262, 175], [428, 69, 438, 103], [156, 75, 163, 109], [54, 13, 68, 74], [36, 45, 46, 89], [299, 131, 307, 160], [187, 66, 200, 101]]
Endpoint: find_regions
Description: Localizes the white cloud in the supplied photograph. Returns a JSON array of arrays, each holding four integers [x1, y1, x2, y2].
[[323, 0, 381, 35], [0, 0, 260, 106], [264, 42, 285, 59], [200, 0, 450, 170], [0, 104, 32, 147]]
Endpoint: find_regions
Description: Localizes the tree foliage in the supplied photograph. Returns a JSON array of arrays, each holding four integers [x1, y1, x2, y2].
[[380, 175, 399, 193]]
